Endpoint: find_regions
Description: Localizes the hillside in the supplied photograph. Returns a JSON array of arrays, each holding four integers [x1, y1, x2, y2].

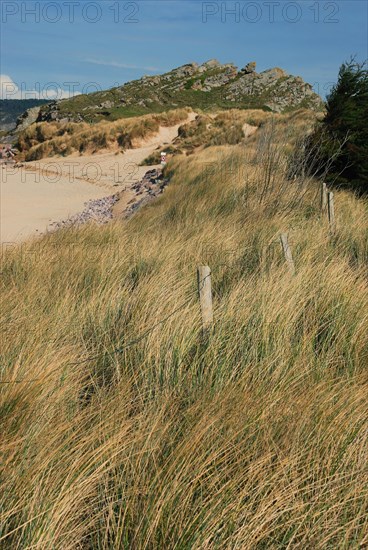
[[35, 59, 324, 124], [0, 99, 51, 132], [1, 108, 367, 548]]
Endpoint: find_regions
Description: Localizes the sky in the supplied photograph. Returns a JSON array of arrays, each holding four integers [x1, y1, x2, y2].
[[1, 0, 367, 100]]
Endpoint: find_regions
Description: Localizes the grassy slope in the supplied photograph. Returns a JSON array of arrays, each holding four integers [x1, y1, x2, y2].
[[52, 85, 317, 123], [1, 112, 368, 548], [16, 108, 191, 160]]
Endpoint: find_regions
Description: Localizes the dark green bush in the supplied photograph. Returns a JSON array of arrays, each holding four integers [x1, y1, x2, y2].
[[308, 59, 368, 193]]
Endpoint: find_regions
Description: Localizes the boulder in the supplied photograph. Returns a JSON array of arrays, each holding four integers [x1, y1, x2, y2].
[[241, 61, 257, 74], [264, 103, 283, 113], [15, 105, 43, 132], [201, 59, 220, 69], [260, 67, 288, 80], [191, 80, 203, 91], [172, 63, 199, 78], [100, 100, 114, 109]]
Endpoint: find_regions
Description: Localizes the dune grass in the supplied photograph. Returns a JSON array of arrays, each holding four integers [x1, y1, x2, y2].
[[141, 108, 321, 164], [1, 114, 367, 548], [16, 108, 191, 161]]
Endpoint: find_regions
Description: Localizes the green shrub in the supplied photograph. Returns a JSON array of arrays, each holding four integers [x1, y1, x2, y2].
[[308, 59, 368, 193]]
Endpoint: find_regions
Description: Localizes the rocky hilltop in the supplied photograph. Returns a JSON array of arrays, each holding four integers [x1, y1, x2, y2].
[[36, 60, 323, 124]]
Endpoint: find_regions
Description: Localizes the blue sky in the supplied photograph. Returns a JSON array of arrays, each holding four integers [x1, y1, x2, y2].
[[1, 0, 367, 100]]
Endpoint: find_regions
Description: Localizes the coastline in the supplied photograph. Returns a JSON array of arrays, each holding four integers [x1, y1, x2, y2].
[[1, 115, 195, 245]]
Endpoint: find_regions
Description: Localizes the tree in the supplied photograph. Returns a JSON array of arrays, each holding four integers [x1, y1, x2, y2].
[[311, 58, 368, 193]]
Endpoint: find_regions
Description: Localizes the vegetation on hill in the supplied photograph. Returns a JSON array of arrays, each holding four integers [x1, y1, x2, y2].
[[16, 108, 191, 160], [141, 108, 320, 164], [1, 109, 367, 548], [307, 59, 368, 193], [35, 60, 323, 124]]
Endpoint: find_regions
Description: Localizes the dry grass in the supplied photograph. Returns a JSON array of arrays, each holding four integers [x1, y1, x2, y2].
[[142, 108, 320, 164], [1, 113, 367, 548], [16, 108, 191, 161]]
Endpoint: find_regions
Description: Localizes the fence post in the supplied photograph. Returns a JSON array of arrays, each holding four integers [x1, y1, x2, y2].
[[280, 233, 295, 275], [197, 266, 213, 332], [321, 181, 328, 212], [327, 191, 336, 235]]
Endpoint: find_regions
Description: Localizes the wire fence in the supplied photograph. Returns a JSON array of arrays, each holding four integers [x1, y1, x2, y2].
[[0, 184, 338, 387]]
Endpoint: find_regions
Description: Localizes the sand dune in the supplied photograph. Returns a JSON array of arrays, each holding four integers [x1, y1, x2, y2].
[[1, 113, 196, 244]]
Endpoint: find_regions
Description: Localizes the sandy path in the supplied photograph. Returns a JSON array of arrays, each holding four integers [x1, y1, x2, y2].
[[24, 113, 196, 189], [1, 113, 196, 244]]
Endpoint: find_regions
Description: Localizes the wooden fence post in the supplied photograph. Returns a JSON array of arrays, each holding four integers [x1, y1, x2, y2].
[[197, 266, 213, 332], [327, 191, 336, 235], [321, 181, 328, 212], [280, 233, 295, 275]]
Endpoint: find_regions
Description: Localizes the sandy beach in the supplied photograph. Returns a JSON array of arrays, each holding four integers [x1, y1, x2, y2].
[[0, 114, 196, 245], [0, 165, 110, 244]]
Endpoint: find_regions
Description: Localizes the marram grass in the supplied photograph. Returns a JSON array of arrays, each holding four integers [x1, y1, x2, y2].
[[1, 113, 367, 549]]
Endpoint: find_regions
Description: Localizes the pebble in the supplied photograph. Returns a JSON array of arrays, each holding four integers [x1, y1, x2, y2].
[[123, 169, 169, 218], [49, 194, 119, 230], [48, 169, 169, 230]]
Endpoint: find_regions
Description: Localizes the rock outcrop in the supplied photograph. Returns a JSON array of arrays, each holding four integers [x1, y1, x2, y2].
[[0, 98, 51, 133], [34, 59, 324, 124], [241, 61, 257, 74], [16, 105, 43, 132]]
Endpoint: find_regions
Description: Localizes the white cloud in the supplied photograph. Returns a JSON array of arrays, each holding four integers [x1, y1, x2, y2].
[[0, 74, 81, 100], [83, 58, 159, 72]]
